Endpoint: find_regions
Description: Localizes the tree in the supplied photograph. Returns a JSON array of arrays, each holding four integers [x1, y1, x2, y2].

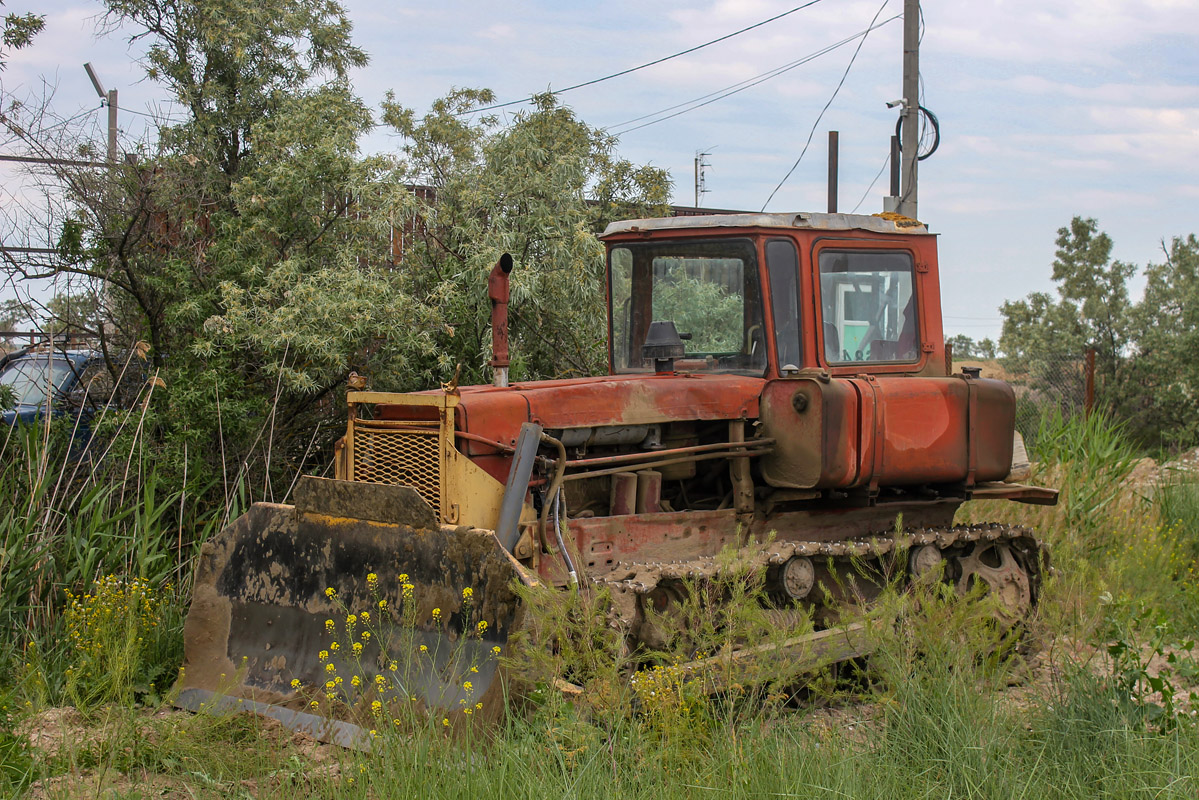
[[1048, 217, 1135, 383], [1, 1, 42, 69], [2, 3, 673, 498], [946, 334, 997, 361], [1, 0, 385, 495], [1126, 235, 1199, 446], [378, 90, 671, 384], [999, 217, 1133, 414]]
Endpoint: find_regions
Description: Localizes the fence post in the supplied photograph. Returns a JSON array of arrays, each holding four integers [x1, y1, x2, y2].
[[1084, 348, 1096, 416]]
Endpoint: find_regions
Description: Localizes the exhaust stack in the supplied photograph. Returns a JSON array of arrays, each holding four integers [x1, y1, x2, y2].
[[489, 253, 514, 387]]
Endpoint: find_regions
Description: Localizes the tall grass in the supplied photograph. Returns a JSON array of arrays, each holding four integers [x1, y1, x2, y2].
[[0, 420, 217, 705]]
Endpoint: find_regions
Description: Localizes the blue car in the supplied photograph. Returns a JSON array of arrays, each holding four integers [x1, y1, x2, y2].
[[1, 347, 103, 428]]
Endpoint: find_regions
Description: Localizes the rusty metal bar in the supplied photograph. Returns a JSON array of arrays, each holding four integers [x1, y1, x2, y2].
[[827, 131, 839, 213], [728, 420, 754, 517], [562, 448, 772, 483], [564, 438, 776, 470], [889, 135, 901, 197], [455, 430, 515, 453]]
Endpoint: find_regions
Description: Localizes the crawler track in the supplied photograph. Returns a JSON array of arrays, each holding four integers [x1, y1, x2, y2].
[[590, 523, 1048, 649]]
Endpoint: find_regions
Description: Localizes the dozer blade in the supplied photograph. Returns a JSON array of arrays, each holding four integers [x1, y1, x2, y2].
[[176, 477, 532, 745]]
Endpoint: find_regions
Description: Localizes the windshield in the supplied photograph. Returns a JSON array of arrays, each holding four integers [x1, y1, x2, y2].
[[0, 357, 75, 406], [609, 238, 767, 375]]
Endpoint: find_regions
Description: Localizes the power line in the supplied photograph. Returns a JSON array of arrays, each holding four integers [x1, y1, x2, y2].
[[1, 104, 103, 148], [606, 15, 901, 136], [458, 0, 830, 116], [122, 106, 187, 124], [850, 154, 890, 213], [761, 0, 892, 212]]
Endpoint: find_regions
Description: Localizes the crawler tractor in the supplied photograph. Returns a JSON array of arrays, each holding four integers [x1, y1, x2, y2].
[[178, 212, 1056, 744]]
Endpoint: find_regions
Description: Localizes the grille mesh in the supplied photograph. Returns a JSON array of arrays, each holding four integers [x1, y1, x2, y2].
[[352, 420, 441, 511]]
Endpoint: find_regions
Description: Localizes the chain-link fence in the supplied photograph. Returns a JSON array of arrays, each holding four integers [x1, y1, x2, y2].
[[1003, 352, 1094, 443], [954, 352, 1095, 446]]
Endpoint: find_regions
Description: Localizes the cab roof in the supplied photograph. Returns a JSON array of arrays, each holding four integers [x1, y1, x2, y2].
[[600, 211, 929, 239]]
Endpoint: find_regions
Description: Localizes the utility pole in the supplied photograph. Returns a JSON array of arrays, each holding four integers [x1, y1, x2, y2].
[[84, 63, 118, 162], [693, 150, 712, 207], [897, 0, 920, 219]]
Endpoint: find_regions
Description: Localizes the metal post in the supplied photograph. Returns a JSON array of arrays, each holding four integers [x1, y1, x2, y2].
[[890, 134, 901, 197], [898, 0, 920, 219], [827, 131, 839, 213], [694, 153, 700, 207], [85, 64, 117, 163], [106, 89, 118, 162], [1084, 348, 1096, 416]]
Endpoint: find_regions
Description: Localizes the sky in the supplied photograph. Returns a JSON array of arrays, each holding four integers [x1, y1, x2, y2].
[[3, 0, 1198, 342]]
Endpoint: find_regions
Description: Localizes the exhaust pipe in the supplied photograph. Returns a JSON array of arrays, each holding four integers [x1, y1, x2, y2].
[[489, 253, 513, 387]]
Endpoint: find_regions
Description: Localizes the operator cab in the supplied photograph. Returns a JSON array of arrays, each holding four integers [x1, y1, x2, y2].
[[601, 212, 943, 379]]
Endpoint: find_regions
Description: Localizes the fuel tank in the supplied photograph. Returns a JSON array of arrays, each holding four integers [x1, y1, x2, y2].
[[759, 374, 1015, 489]]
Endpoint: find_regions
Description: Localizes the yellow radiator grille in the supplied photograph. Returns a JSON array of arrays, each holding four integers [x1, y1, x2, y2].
[[351, 420, 441, 511]]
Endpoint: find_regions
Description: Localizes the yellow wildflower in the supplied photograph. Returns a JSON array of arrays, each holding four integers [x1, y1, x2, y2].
[[432, 608, 441, 621], [351, 675, 362, 687], [290, 678, 302, 689], [462, 587, 473, 600]]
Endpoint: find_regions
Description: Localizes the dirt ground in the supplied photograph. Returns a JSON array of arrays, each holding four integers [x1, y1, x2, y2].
[[18, 707, 340, 799]]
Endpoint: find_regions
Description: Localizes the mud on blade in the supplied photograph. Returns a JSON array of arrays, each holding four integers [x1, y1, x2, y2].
[[178, 477, 530, 735]]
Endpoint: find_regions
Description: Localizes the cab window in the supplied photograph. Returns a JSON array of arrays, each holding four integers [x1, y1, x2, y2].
[[819, 250, 918, 364], [609, 238, 767, 375]]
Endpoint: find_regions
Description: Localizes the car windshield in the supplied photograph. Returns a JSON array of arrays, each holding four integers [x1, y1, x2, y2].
[[0, 357, 74, 406], [609, 238, 767, 375]]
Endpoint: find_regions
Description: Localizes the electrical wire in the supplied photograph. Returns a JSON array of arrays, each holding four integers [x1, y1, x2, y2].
[[850, 153, 890, 213], [122, 106, 187, 124], [606, 15, 901, 136], [458, 0, 830, 115], [761, 0, 891, 212]]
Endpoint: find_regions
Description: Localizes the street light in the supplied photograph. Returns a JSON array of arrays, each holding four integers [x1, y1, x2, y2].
[[83, 62, 117, 162]]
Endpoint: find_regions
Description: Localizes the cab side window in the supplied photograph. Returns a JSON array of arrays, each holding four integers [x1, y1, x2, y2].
[[819, 250, 917, 364]]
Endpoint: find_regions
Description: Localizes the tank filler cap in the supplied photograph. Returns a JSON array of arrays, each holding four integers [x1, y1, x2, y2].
[[961, 366, 982, 379]]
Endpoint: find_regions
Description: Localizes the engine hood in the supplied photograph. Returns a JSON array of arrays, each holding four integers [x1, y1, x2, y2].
[[411, 372, 764, 454]]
